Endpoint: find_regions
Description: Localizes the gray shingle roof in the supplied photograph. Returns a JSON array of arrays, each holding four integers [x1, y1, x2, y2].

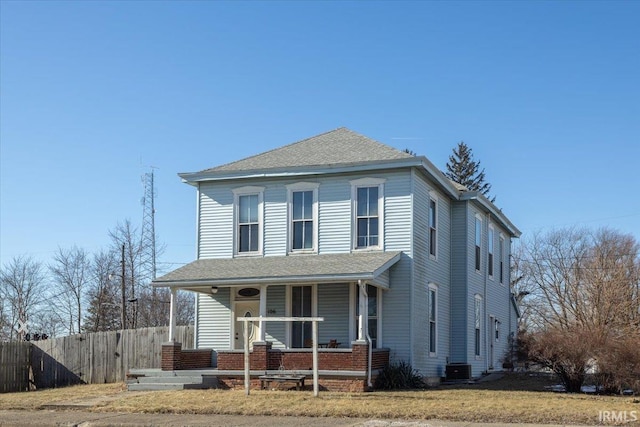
[[153, 251, 402, 287], [198, 127, 413, 174]]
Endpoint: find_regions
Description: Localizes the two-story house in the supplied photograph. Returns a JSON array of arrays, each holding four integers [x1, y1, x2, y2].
[[153, 127, 520, 391]]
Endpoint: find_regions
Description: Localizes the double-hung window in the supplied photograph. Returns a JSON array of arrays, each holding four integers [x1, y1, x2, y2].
[[429, 196, 437, 257], [355, 284, 379, 348], [474, 295, 482, 357], [475, 216, 482, 272], [233, 187, 264, 255], [351, 178, 385, 250], [287, 183, 319, 253], [499, 235, 505, 285], [428, 284, 437, 355], [488, 225, 495, 279]]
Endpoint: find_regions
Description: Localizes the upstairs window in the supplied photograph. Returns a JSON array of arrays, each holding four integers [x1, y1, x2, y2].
[[292, 191, 313, 250], [351, 178, 385, 250], [488, 225, 495, 278], [475, 216, 482, 271], [287, 183, 319, 253], [499, 235, 505, 285], [429, 197, 437, 257], [233, 186, 264, 255]]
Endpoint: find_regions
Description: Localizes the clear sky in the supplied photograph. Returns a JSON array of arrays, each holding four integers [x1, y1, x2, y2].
[[1, 1, 639, 272]]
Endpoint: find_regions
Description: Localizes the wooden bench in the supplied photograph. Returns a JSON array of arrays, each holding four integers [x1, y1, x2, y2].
[[259, 374, 306, 391]]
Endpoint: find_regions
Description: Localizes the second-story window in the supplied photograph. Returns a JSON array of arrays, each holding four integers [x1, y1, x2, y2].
[[475, 216, 482, 271], [499, 235, 505, 285], [357, 187, 379, 248], [233, 186, 264, 255], [488, 225, 495, 278], [429, 197, 437, 257], [287, 183, 319, 253], [292, 191, 313, 250], [238, 195, 259, 253], [351, 177, 385, 250]]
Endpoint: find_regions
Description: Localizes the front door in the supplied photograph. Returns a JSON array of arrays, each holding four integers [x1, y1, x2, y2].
[[234, 301, 259, 350]]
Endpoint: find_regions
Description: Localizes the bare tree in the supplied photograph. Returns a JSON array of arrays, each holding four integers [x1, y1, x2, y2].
[[0, 256, 47, 340], [49, 246, 91, 335], [518, 227, 640, 392], [84, 249, 121, 332]]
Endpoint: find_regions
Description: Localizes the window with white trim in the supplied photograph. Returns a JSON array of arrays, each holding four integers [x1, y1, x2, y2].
[[429, 196, 437, 257], [488, 225, 495, 279], [233, 186, 264, 255], [287, 183, 319, 253], [499, 234, 505, 285], [351, 178, 385, 250], [475, 295, 482, 357], [355, 284, 380, 348], [428, 283, 438, 355], [475, 216, 482, 271]]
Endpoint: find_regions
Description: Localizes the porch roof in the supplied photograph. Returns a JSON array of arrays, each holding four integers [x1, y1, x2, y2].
[[152, 251, 402, 290]]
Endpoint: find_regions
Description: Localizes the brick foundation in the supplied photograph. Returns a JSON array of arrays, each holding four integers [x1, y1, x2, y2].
[[181, 349, 213, 369]]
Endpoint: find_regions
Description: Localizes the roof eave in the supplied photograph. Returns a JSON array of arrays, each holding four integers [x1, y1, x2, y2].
[[178, 158, 424, 186], [460, 191, 522, 237], [153, 272, 387, 289]]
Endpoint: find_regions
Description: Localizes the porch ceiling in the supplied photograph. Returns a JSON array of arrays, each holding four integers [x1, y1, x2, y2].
[[152, 251, 402, 290]]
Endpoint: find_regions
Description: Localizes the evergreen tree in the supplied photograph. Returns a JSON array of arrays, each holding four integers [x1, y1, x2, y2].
[[445, 142, 495, 202]]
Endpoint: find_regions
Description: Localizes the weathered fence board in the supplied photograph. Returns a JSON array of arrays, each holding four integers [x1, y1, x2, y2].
[[0, 342, 31, 393], [0, 325, 193, 392]]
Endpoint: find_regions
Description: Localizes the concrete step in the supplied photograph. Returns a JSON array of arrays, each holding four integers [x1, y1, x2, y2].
[[125, 370, 219, 391], [137, 376, 209, 384]]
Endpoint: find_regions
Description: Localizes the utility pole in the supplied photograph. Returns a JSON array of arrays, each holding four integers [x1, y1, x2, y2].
[[121, 243, 126, 330]]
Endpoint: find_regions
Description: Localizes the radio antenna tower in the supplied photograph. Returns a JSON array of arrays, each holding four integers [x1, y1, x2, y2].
[[141, 168, 157, 282]]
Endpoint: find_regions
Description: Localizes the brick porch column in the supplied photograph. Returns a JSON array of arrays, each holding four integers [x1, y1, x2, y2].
[[161, 341, 182, 371], [250, 341, 272, 371], [351, 341, 369, 371]]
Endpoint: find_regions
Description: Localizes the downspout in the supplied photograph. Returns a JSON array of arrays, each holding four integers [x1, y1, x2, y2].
[[359, 279, 373, 388]]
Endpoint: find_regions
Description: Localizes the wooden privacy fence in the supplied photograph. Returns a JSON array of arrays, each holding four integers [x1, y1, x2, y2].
[[0, 341, 31, 393], [0, 325, 193, 392]]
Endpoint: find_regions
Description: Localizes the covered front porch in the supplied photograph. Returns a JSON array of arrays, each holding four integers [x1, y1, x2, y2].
[[153, 252, 401, 391]]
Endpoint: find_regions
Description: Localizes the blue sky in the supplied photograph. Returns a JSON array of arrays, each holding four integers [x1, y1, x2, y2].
[[1, 1, 639, 271]]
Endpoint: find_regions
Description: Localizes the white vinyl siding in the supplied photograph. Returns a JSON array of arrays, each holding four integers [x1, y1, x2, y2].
[[195, 288, 232, 365]]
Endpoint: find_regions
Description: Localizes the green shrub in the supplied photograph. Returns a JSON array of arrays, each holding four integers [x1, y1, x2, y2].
[[374, 360, 424, 390]]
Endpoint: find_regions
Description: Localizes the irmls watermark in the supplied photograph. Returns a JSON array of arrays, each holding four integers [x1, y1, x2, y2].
[[599, 410, 638, 424]]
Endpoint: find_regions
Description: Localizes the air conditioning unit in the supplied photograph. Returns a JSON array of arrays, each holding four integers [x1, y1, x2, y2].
[[445, 363, 472, 380]]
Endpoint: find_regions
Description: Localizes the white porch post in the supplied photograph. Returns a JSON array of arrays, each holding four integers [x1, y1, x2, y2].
[[259, 285, 268, 341], [169, 287, 177, 342], [357, 280, 368, 342]]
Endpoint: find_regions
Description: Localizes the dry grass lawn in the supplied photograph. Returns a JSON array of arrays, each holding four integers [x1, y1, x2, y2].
[[1, 375, 638, 425]]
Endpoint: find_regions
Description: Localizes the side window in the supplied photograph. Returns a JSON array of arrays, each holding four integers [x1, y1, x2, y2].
[[488, 225, 495, 279], [475, 216, 482, 271], [429, 197, 437, 257], [428, 284, 437, 355], [475, 295, 482, 357], [499, 235, 505, 285]]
